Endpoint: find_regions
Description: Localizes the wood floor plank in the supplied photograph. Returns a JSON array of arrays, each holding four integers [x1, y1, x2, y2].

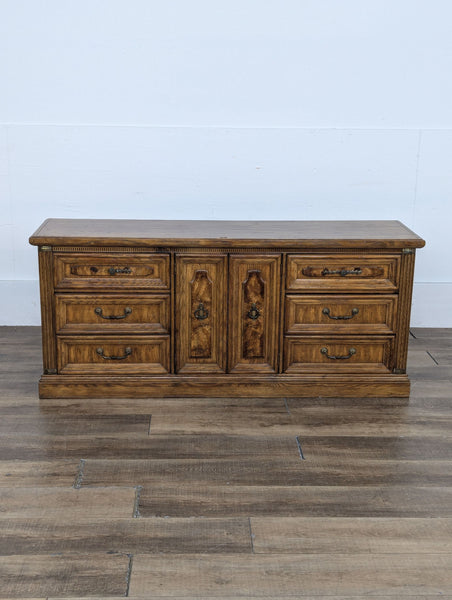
[[149, 405, 452, 436], [80, 457, 452, 487], [0, 554, 128, 597], [298, 435, 452, 460], [139, 484, 452, 517], [82, 458, 305, 486], [37, 397, 287, 416], [0, 460, 78, 487], [0, 517, 251, 555], [0, 434, 298, 460], [0, 487, 136, 519], [251, 517, 452, 554], [129, 553, 452, 596], [49, 596, 448, 600], [0, 414, 151, 435]]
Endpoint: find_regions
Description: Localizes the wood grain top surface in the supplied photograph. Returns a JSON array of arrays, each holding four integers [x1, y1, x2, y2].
[[29, 219, 425, 248]]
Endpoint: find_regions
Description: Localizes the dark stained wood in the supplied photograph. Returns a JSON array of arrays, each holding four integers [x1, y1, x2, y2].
[[53, 251, 170, 290], [283, 335, 394, 374], [286, 253, 401, 292], [38, 372, 412, 398], [57, 335, 170, 374], [175, 255, 227, 373], [37, 247, 57, 374], [228, 255, 281, 373], [29, 219, 426, 248], [30, 219, 424, 398], [55, 293, 170, 334], [285, 294, 397, 334]]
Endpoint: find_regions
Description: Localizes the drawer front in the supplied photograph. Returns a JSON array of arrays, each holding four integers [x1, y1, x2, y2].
[[57, 336, 170, 374], [285, 295, 397, 334], [286, 254, 400, 292], [55, 294, 170, 334], [283, 336, 393, 373], [54, 253, 170, 290]]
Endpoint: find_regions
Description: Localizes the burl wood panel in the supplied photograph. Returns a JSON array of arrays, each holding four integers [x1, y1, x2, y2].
[[228, 255, 281, 373], [57, 335, 170, 374], [176, 255, 227, 373], [284, 335, 394, 373], [285, 295, 397, 334], [55, 294, 170, 334], [54, 252, 170, 290], [286, 254, 401, 292]]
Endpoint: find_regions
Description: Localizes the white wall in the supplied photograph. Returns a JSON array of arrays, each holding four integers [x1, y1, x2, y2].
[[1, 0, 451, 325]]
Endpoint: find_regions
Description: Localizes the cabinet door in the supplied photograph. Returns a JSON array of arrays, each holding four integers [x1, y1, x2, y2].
[[228, 255, 281, 373], [176, 255, 227, 373]]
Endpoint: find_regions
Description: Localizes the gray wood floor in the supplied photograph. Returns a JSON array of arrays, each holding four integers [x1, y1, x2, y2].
[[0, 326, 451, 598]]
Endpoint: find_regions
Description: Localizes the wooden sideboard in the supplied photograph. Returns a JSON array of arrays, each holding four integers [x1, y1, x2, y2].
[[30, 219, 425, 398]]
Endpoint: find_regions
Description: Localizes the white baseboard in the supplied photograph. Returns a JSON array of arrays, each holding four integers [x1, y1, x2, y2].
[[0, 280, 451, 327]]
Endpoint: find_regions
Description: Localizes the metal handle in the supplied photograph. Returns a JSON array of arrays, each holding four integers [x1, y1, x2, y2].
[[94, 307, 132, 320], [320, 347, 356, 360], [322, 307, 359, 320], [194, 302, 209, 320], [321, 267, 362, 277], [247, 303, 260, 320], [96, 347, 132, 360], [108, 267, 132, 275]]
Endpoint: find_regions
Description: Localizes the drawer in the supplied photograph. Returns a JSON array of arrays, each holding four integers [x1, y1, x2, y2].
[[54, 252, 170, 290], [286, 254, 400, 292], [285, 295, 397, 334], [57, 335, 170, 374], [55, 294, 170, 334], [283, 336, 393, 373]]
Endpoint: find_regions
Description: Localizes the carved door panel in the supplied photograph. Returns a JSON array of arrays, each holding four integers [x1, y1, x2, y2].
[[228, 255, 281, 373], [176, 255, 227, 373]]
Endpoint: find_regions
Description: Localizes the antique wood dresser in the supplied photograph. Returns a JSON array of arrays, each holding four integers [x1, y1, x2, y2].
[[30, 219, 425, 398]]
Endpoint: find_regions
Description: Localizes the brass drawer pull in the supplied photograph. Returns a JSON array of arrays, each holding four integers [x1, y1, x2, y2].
[[108, 267, 132, 275], [320, 347, 356, 360], [194, 302, 209, 320], [96, 347, 132, 360], [94, 307, 132, 320], [321, 267, 362, 277], [322, 307, 359, 320], [247, 303, 260, 320]]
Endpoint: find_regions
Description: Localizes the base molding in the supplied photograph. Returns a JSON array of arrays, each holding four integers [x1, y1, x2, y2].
[[39, 373, 411, 398]]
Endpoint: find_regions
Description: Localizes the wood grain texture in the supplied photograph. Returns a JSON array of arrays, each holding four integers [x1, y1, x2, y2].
[[251, 517, 452, 554], [0, 487, 136, 519], [228, 255, 280, 373], [55, 293, 170, 334], [0, 554, 129, 597], [139, 484, 452, 517], [29, 218, 426, 248], [37, 247, 57, 373], [129, 553, 452, 596], [0, 517, 252, 555], [175, 255, 227, 373], [0, 460, 78, 487]]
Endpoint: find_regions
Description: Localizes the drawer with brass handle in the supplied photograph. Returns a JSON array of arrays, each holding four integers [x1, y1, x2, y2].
[[55, 294, 170, 334], [286, 254, 400, 292], [285, 295, 397, 334], [54, 252, 170, 290], [283, 336, 394, 373], [57, 335, 170, 375]]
